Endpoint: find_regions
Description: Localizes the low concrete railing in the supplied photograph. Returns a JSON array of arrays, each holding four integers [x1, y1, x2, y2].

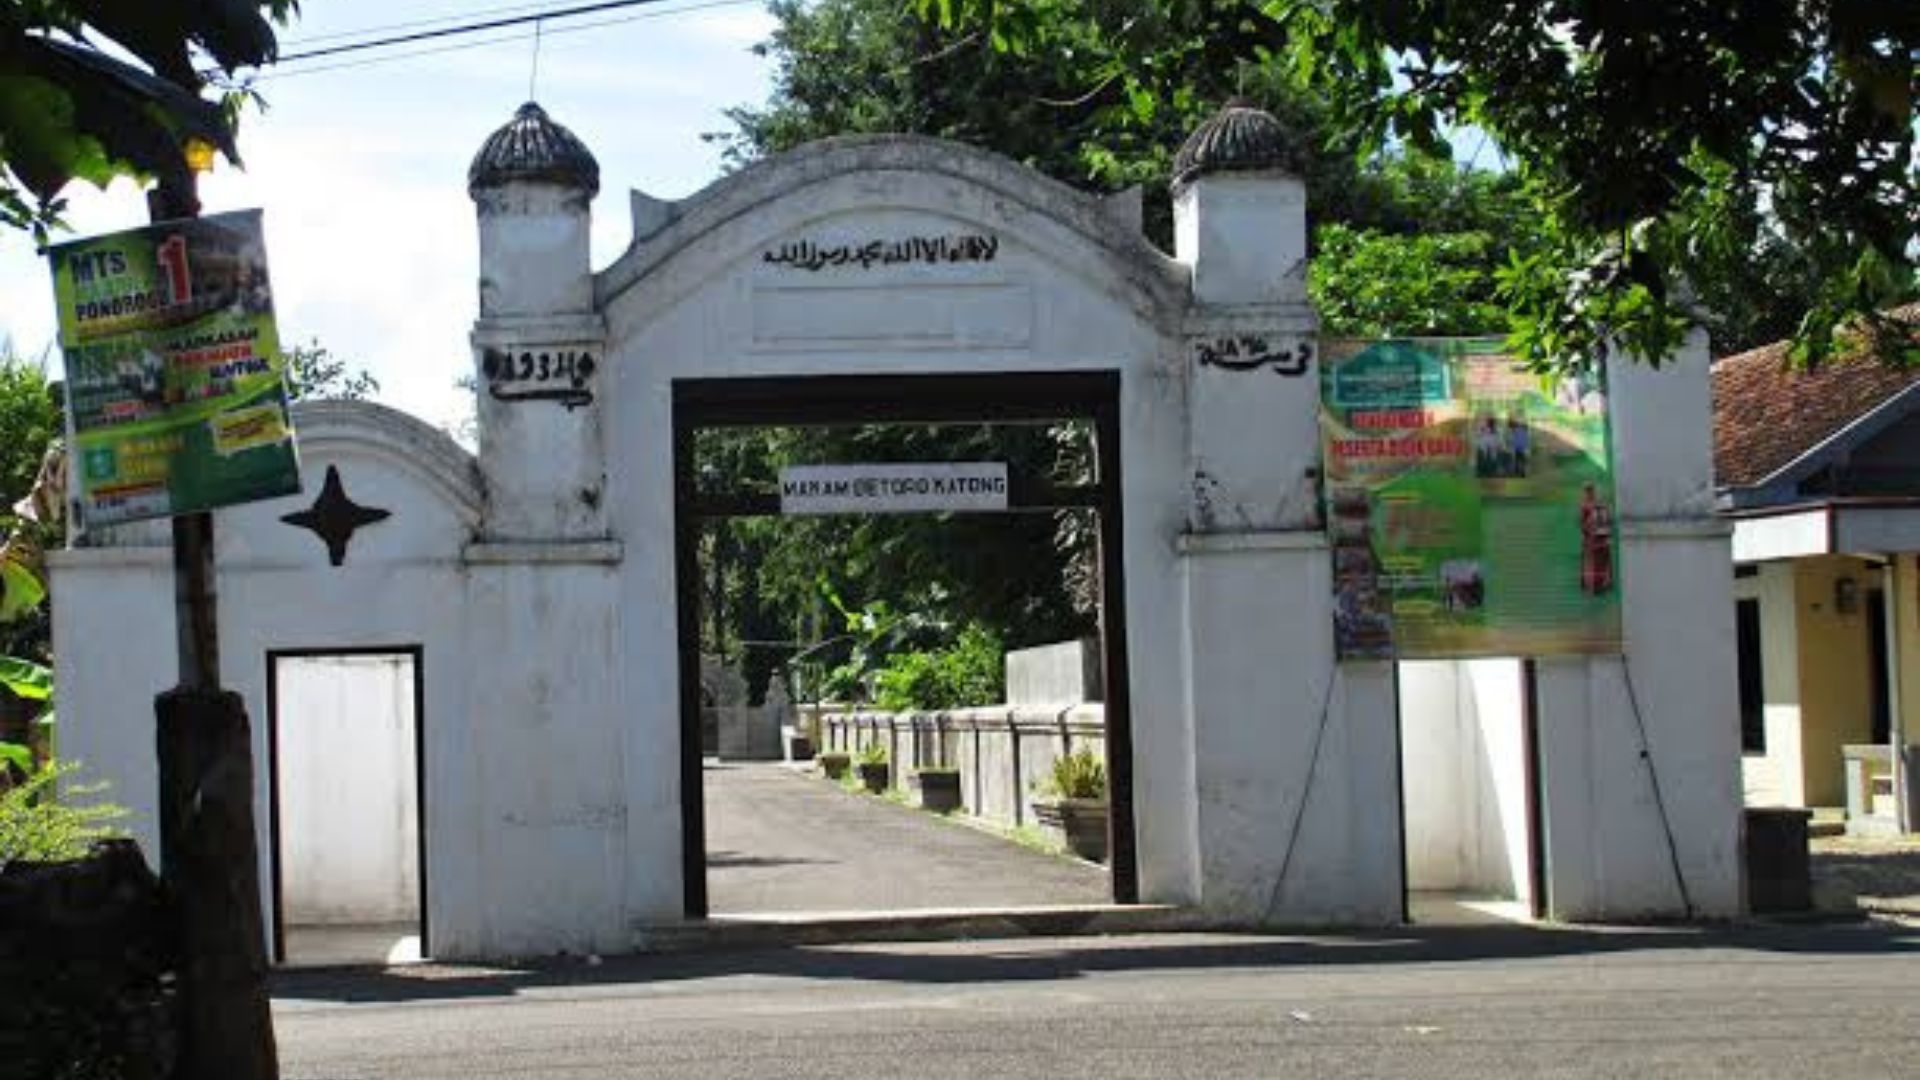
[[803, 704, 1105, 829]]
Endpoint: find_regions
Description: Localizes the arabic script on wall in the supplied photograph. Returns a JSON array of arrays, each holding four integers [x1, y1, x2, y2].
[[762, 233, 1000, 272]]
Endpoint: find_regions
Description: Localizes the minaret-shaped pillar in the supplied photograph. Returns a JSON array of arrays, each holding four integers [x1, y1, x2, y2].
[[458, 103, 626, 957], [468, 102, 609, 540], [1173, 101, 1401, 925]]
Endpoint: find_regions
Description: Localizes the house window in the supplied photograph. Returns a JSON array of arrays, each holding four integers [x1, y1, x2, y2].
[[1736, 599, 1765, 753]]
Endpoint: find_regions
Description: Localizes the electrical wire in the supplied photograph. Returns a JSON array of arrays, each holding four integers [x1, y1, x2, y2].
[[276, 0, 602, 49], [250, 0, 758, 82], [1263, 665, 1341, 921], [275, 0, 676, 64], [1620, 656, 1697, 918]]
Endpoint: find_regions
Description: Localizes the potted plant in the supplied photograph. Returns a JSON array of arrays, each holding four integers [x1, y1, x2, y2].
[[910, 767, 962, 813], [854, 743, 890, 793], [1031, 746, 1108, 863], [816, 751, 851, 780]]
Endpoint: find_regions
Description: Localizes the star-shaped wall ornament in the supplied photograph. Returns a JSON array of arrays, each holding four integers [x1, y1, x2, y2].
[[280, 465, 391, 567]]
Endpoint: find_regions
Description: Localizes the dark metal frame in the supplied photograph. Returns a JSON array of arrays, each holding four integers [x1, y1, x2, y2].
[[672, 372, 1139, 918], [1522, 659, 1550, 919], [265, 645, 429, 964]]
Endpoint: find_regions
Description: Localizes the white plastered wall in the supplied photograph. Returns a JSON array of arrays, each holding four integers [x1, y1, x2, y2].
[[275, 653, 419, 925], [1399, 659, 1532, 903], [51, 402, 636, 960], [50, 133, 1748, 959], [1529, 334, 1745, 920], [597, 139, 1204, 920]]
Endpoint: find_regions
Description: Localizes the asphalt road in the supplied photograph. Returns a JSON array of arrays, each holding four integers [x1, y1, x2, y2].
[[704, 761, 1108, 914], [273, 922, 1920, 1079]]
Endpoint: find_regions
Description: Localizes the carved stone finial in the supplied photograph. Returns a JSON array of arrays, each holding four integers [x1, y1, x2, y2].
[[468, 101, 601, 198], [1172, 101, 1297, 189]]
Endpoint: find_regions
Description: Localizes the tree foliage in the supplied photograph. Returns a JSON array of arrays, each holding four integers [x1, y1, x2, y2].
[[706, 0, 1552, 694], [0, 348, 60, 663], [0, 0, 297, 241], [697, 421, 1096, 704], [926, 0, 1919, 367], [721, 0, 1388, 246], [284, 339, 379, 402]]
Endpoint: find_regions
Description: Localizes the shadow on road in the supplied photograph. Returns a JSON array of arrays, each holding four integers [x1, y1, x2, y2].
[[273, 920, 1920, 1006]]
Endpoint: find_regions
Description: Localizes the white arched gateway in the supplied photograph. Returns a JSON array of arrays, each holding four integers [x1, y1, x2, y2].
[[52, 102, 1744, 961]]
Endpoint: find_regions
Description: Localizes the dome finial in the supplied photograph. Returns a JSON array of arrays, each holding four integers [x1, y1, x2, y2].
[[1172, 100, 1297, 189], [469, 100, 600, 198]]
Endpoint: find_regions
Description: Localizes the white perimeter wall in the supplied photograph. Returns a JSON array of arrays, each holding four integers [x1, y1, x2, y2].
[[276, 654, 418, 925], [1399, 659, 1531, 902]]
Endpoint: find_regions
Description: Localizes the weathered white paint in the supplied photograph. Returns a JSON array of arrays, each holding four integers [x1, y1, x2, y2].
[[1004, 639, 1101, 705], [1399, 659, 1532, 904], [275, 654, 419, 925], [1754, 562, 1809, 807], [1732, 511, 1830, 562], [49, 117, 1746, 960]]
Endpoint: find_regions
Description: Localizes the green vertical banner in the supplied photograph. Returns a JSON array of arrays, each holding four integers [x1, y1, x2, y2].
[[49, 209, 301, 528], [1320, 338, 1622, 659]]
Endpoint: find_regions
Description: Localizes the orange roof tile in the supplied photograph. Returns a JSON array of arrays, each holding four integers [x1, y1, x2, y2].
[[1712, 305, 1920, 490]]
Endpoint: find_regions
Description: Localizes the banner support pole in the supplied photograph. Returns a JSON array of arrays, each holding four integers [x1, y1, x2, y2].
[[147, 174, 280, 1079]]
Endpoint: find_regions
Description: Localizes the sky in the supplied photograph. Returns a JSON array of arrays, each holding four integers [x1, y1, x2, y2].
[[0, 0, 781, 437]]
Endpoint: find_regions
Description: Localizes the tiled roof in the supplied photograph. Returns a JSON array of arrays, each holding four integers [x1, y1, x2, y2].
[[1711, 304, 1920, 490]]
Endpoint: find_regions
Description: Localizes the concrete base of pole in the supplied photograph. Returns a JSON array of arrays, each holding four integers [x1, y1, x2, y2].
[[156, 687, 279, 1079]]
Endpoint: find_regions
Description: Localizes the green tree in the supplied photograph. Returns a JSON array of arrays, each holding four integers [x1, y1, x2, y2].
[[0, 1, 296, 242], [696, 421, 1095, 704], [928, 0, 1918, 367], [0, 346, 60, 665], [708, 0, 1545, 688], [719, 0, 1380, 247], [727, 0, 1555, 331], [284, 339, 379, 402]]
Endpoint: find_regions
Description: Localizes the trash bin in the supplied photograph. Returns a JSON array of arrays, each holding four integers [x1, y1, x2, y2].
[[1745, 807, 1813, 913]]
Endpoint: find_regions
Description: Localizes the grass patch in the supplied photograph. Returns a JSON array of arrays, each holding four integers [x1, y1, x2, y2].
[[1004, 823, 1067, 857]]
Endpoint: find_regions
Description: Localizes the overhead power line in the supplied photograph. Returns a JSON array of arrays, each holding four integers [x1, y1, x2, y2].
[[278, 0, 596, 49], [274, 0, 676, 65], [252, 0, 757, 82]]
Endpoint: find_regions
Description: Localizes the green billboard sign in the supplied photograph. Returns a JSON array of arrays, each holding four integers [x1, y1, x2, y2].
[[49, 209, 300, 527], [1320, 338, 1622, 659]]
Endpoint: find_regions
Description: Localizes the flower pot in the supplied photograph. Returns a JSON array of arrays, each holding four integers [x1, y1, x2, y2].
[[911, 770, 962, 813], [1032, 797, 1109, 863], [856, 761, 890, 793], [817, 753, 850, 780]]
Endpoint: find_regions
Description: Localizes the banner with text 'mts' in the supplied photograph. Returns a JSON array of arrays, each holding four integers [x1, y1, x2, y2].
[[49, 209, 300, 528], [1320, 338, 1622, 660]]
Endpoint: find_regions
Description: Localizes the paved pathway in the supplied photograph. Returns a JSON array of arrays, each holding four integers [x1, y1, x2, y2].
[[703, 761, 1108, 914]]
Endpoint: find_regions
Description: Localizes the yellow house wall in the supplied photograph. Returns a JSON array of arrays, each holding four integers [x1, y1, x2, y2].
[[1793, 555, 1876, 807], [1894, 556, 1920, 755]]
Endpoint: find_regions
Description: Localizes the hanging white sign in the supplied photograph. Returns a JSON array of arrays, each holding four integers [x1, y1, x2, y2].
[[779, 463, 1009, 515]]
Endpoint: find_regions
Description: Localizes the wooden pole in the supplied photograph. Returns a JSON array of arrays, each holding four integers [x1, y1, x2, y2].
[[149, 175, 280, 1080]]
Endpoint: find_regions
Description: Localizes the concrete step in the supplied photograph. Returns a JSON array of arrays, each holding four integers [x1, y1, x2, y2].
[[634, 904, 1196, 952], [1810, 806, 1847, 838]]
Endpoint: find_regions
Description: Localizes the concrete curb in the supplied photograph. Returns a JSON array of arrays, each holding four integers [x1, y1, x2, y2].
[[633, 904, 1206, 952]]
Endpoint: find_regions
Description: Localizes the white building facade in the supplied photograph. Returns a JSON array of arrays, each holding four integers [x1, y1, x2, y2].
[[51, 103, 1746, 960]]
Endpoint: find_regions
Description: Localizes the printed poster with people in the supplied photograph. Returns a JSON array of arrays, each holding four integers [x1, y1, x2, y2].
[[1319, 338, 1622, 659], [48, 209, 301, 528]]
